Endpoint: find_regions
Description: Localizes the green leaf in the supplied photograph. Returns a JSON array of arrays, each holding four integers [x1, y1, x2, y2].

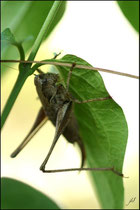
[[117, 1, 139, 33], [1, 28, 33, 52], [1, 28, 25, 61], [1, 28, 16, 56], [1, 177, 60, 209], [1, 28, 16, 44], [1, 1, 66, 73], [56, 54, 128, 209]]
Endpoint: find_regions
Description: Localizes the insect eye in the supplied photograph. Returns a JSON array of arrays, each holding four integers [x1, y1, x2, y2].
[[38, 74, 47, 83], [39, 74, 45, 79], [41, 79, 48, 85]]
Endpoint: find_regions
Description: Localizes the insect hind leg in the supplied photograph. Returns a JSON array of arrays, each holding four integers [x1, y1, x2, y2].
[[66, 63, 76, 91], [40, 165, 125, 178]]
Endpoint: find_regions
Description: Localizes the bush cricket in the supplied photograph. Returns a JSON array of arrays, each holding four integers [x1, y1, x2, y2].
[[6, 59, 124, 177]]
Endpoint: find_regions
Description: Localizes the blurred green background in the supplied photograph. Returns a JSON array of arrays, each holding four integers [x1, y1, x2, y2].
[[1, 1, 139, 209]]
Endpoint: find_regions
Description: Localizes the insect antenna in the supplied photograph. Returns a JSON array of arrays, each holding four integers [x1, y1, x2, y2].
[[1, 63, 19, 73]]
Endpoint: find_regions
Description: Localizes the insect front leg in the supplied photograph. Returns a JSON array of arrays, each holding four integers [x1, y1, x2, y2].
[[66, 63, 76, 91], [35, 52, 62, 75], [53, 52, 62, 59], [66, 63, 112, 103]]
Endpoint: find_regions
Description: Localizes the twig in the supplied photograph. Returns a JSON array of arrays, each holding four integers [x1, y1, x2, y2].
[[0, 60, 139, 79]]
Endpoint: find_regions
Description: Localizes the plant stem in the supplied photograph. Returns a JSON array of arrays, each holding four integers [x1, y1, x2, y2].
[[1, 1, 63, 129], [16, 43, 25, 60], [27, 1, 62, 63], [1, 72, 28, 129]]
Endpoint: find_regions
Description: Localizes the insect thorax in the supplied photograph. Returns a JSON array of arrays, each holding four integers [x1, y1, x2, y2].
[[34, 73, 71, 123]]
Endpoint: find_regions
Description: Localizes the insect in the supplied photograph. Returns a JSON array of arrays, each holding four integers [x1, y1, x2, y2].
[[9, 61, 123, 177]]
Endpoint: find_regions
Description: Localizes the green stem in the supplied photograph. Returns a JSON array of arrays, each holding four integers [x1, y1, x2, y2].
[[27, 1, 62, 63], [1, 72, 28, 129], [1, 1, 63, 129], [16, 43, 25, 60]]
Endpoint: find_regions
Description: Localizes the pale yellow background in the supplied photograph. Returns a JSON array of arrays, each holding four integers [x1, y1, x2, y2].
[[1, 2, 139, 209]]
